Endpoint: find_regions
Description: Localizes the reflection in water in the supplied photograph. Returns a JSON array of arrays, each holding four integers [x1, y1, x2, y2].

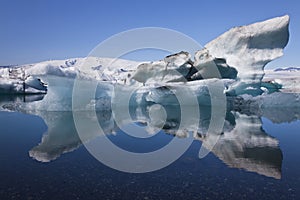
[[199, 113, 282, 179], [17, 103, 288, 179], [0, 94, 45, 104], [28, 110, 115, 162], [2, 90, 300, 179]]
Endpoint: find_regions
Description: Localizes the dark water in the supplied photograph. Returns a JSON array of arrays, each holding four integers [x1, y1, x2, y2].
[[0, 109, 299, 200]]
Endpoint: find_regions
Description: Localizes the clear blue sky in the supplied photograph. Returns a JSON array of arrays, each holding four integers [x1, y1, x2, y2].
[[0, 0, 299, 68]]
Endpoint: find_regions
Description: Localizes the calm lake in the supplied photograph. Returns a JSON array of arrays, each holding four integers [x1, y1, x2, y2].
[[0, 104, 299, 199]]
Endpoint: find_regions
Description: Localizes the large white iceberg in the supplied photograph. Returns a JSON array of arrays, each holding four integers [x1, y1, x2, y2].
[[0, 15, 291, 99], [130, 15, 290, 96]]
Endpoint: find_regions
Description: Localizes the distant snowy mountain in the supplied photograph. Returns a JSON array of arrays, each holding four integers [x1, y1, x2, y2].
[[0, 65, 18, 68], [264, 67, 300, 93], [274, 67, 300, 72]]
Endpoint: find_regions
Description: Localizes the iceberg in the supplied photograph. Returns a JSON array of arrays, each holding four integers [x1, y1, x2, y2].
[[0, 15, 292, 106], [0, 15, 298, 178], [0, 15, 298, 123], [0, 13, 299, 179], [130, 15, 290, 96]]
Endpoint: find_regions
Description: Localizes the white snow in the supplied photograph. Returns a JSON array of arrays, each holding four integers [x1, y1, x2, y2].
[[25, 57, 141, 83]]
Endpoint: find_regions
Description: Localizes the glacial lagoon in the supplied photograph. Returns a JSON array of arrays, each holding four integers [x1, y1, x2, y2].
[[0, 99, 299, 199]]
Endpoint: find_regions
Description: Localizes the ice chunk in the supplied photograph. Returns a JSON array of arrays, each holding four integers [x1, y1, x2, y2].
[[191, 48, 237, 80], [24, 76, 47, 92], [132, 51, 193, 84], [0, 68, 47, 94]]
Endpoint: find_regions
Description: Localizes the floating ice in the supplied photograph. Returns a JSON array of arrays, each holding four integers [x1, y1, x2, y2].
[[0, 15, 292, 103], [0, 68, 47, 94]]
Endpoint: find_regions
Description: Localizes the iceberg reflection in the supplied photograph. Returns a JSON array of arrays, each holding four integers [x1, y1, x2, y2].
[[198, 112, 282, 179], [18, 103, 293, 179]]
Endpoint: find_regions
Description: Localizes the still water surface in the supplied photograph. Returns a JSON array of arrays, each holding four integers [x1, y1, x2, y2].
[[0, 109, 299, 200]]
